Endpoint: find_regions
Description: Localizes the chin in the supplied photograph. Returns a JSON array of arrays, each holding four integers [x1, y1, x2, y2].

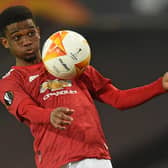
[[25, 55, 37, 63]]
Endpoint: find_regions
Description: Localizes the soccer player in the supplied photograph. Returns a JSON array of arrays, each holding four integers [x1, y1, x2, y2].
[[0, 5, 168, 168]]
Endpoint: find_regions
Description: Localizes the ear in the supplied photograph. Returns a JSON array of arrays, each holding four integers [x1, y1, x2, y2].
[[0, 37, 9, 48]]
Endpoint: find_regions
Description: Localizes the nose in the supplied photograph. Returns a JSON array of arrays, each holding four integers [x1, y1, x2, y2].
[[21, 36, 32, 47]]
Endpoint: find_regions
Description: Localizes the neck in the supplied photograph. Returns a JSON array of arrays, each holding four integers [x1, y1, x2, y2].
[[15, 52, 42, 66], [16, 58, 42, 66]]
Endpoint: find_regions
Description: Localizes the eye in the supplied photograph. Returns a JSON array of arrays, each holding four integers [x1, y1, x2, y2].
[[12, 35, 21, 41], [27, 30, 36, 37]]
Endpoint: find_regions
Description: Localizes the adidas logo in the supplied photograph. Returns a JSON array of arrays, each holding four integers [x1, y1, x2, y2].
[[29, 74, 40, 82]]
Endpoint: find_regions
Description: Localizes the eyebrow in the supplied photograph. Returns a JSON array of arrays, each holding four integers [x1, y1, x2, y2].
[[9, 25, 36, 35]]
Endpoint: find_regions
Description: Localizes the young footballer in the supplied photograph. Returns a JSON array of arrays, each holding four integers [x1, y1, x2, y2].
[[0, 6, 168, 168]]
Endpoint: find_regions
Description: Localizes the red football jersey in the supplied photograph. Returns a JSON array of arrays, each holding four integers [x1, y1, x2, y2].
[[0, 62, 165, 168]]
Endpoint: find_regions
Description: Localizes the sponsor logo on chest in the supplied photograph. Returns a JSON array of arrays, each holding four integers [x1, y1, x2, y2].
[[40, 79, 77, 100]]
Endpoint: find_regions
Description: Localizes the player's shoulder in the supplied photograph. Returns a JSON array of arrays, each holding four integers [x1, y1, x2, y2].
[[1, 68, 16, 80], [1, 62, 44, 80], [84, 65, 96, 72], [83, 65, 100, 76], [0, 68, 17, 88], [79, 65, 98, 82]]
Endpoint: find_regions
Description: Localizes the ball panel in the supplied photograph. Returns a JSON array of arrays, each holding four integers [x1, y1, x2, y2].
[[42, 46, 66, 62], [50, 31, 68, 53], [44, 55, 77, 79], [50, 30, 68, 42], [75, 55, 91, 70], [63, 31, 91, 64], [42, 32, 69, 62]]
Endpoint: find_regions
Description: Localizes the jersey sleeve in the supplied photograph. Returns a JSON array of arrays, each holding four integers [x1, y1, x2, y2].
[[80, 65, 111, 94], [0, 78, 52, 123], [81, 65, 166, 110]]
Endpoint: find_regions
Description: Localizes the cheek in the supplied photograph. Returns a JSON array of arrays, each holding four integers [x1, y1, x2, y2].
[[9, 44, 23, 55], [34, 38, 40, 49]]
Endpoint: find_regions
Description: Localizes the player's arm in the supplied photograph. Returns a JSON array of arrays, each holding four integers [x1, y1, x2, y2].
[[97, 78, 165, 110], [0, 79, 74, 128], [82, 65, 166, 110], [98, 72, 168, 110], [0, 78, 52, 123]]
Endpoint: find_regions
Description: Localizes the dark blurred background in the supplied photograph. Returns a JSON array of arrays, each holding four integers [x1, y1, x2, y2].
[[1, 0, 168, 167]]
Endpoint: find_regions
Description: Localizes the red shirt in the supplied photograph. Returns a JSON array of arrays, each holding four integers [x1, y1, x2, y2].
[[0, 63, 165, 168]]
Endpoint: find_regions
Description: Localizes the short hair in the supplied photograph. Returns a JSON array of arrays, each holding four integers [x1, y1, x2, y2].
[[0, 6, 34, 36]]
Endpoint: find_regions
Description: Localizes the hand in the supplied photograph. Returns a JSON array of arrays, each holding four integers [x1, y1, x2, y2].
[[50, 107, 74, 130], [162, 72, 168, 90]]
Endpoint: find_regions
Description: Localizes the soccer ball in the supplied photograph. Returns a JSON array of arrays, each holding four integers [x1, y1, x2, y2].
[[42, 30, 91, 79]]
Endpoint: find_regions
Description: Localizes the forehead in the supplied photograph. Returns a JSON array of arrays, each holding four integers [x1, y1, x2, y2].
[[5, 19, 36, 34]]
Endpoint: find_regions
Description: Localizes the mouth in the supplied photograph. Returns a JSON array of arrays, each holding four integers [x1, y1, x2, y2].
[[25, 48, 34, 54], [24, 49, 37, 61], [22, 47, 39, 62], [25, 51, 35, 58], [24, 48, 37, 57]]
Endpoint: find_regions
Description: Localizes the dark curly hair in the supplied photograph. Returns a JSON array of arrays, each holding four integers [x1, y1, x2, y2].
[[0, 6, 35, 36]]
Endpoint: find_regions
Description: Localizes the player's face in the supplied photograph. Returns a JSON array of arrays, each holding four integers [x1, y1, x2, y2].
[[1, 19, 41, 63]]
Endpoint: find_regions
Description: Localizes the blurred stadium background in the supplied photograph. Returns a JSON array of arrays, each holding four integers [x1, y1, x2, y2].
[[1, 0, 168, 167]]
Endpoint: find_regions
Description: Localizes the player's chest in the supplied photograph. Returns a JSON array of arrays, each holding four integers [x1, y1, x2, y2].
[[23, 72, 90, 103]]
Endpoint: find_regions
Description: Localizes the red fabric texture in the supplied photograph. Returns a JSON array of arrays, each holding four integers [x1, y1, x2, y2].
[[0, 63, 166, 167]]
